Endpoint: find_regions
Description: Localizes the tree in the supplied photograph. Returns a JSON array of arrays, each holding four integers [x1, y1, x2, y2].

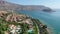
[[42, 25, 47, 29]]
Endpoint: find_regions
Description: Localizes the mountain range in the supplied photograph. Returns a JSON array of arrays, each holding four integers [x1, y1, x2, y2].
[[0, 0, 52, 12]]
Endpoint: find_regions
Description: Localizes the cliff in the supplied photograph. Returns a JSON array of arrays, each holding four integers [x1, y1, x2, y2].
[[0, 0, 52, 12]]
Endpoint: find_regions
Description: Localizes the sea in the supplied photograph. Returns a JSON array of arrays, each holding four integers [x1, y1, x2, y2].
[[15, 9, 60, 34]]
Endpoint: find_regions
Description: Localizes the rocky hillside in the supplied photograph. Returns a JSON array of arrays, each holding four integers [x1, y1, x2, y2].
[[0, 0, 52, 11]]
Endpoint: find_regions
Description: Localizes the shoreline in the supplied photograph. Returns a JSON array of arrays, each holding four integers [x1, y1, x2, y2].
[[31, 18, 50, 34], [46, 27, 52, 34], [14, 11, 52, 34], [38, 19, 52, 34], [36, 18, 52, 34]]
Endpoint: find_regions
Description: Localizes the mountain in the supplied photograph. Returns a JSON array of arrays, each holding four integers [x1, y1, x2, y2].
[[0, 0, 52, 12]]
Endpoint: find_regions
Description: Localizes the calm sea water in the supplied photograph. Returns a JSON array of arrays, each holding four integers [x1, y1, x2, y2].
[[16, 9, 60, 34]]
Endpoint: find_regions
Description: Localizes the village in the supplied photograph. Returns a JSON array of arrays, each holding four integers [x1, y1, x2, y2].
[[0, 10, 38, 34], [0, 10, 49, 34]]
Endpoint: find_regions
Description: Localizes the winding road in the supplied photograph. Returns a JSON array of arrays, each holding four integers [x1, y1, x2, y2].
[[31, 19, 42, 34]]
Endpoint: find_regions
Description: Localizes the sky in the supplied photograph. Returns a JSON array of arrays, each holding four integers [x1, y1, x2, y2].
[[4, 0, 60, 9]]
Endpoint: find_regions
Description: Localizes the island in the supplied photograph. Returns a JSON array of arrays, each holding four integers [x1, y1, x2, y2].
[[0, 10, 49, 34], [0, 0, 52, 12]]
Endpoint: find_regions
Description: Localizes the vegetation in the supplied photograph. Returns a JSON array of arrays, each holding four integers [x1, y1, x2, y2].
[[0, 11, 38, 34], [0, 11, 49, 34], [31, 18, 49, 34]]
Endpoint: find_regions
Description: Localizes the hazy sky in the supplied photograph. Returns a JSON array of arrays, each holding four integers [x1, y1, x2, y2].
[[5, 0, 60, 9]]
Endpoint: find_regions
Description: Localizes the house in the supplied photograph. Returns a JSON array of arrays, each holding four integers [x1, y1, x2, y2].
[[14, 16, 17, 22], [8, 24, 21, 34], [5, 14, 11, 21], [4, 31, 9, 34], [25, 19, 33, 25], [8, 24, 16, 34]]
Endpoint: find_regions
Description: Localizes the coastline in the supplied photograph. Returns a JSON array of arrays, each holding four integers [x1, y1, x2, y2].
[[16, 10, 60, 34], [15, 11, 52, 34], [46, 27, 52, 34], [38, 19, 52, 34], [31, 18, 50, 34], [37, 18, 52, 34]]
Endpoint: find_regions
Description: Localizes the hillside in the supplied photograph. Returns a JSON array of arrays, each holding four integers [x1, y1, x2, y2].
[[0, 11, 37, 34], [0, 11, 49, 34], [0, 0, 52, 12]]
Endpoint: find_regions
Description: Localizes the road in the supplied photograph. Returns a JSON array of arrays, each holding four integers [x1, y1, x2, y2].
[[31, 19, 42, 34]]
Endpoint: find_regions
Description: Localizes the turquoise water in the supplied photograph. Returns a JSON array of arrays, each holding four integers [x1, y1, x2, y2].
[[16, 9, 60, 34], [28, 29, 33, 33]]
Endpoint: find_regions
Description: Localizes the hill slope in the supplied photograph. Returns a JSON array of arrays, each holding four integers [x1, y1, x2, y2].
[[0, 0, 52, 11]]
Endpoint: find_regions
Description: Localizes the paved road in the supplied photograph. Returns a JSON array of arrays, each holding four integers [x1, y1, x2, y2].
[[31, 19, 42, 34], [35, 21, 40, 34]]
